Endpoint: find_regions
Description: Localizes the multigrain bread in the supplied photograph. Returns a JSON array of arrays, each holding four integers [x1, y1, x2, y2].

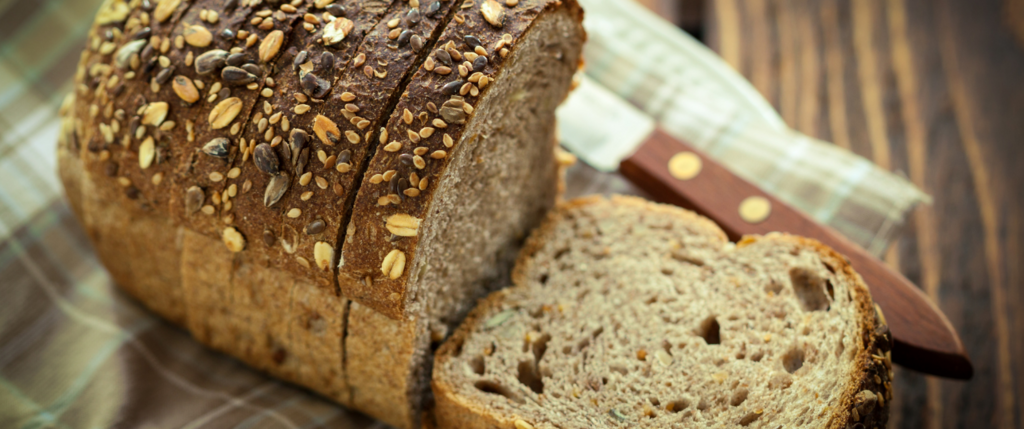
[[432, 196, 894, 428], [58, 0, 583, 427]]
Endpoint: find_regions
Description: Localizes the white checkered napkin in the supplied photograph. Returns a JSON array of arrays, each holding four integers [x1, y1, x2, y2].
[[577, 0, 929, 256]]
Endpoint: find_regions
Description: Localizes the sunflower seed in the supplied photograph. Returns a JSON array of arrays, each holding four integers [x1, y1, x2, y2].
[[296, 148, 309, 176], [293, 50, 308, 69], [337, 149, 352, 164], [473, 55, 487, 72], [327, 3, 346, 17], [397, 30, 413, 47], [305, 219, 326, 235], [226, 52, 249, 67], [290, 129, 308, 163], [264, 172, 290, 207], [435, 49, 452, 66], [155, 67, 173, 84], [202, 137, 230, 158], [406, 8, 421, 25], [320, 51, 335, 69], [441, 80, 464, 95], [115, 40, 147, 69], [221, 66, 257, 86], [195, 49, 228, 75], [254, 143, 279, 174], [243, 62, 263, 75], [426, 1, 441, 16]]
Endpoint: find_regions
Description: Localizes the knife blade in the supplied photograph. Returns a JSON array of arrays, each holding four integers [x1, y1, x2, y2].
[[557, 76, 973, 379]]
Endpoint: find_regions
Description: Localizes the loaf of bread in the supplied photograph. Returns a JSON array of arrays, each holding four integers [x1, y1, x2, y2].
[[432, 196, 893, 428], [57, 0, 583, 426]]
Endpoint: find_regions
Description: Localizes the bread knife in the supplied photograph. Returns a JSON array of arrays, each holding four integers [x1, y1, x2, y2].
[[557, 76, 973, 379]]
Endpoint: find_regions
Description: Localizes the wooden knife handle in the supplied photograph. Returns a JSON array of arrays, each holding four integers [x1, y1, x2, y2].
[[619, 128, 973, 379]]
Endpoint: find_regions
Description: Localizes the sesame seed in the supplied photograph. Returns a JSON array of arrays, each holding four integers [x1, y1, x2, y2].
[[287, 208, 302, 218]]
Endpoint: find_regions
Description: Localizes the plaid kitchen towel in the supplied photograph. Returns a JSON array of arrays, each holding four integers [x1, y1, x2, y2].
[[0, 0, 926, 427]]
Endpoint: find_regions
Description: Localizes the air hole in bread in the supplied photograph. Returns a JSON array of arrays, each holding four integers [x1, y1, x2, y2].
[[649, 397, 661, 406], [644, 295, 658, 305], [577, 338, 591, 351], [739, 410, 762, 426], [825, 279, 835, 302], [836, 338, 845, 358], [538, 273, 549, 285], [666, 398, 690, 413], [553, 248, 570, 260], [782, 346, 805, 374], [474, 380, 521, 403], [730, 388, 749, 406], [610, 365, 628, 375], [593, 327, 605, 339], [517, 360, 544, 394], [750, 350, 764, 362], [532, 333, 551, 361], [469, 355, 485, 375], [790, 267, 830, 312], [697, 316, 721, 345], [765, 279, 783, 295], [661, 267, 674, 276]]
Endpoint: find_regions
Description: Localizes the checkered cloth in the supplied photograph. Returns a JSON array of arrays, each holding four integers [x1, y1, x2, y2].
[[0, 0, 926, 427]]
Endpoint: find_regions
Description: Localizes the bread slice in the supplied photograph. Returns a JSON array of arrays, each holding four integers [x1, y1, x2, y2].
[[339, 0, 586, 325], [432, 195, 894, 428]]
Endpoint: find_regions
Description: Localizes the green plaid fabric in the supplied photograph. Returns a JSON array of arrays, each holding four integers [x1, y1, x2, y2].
[[0, 0, 925, 427]]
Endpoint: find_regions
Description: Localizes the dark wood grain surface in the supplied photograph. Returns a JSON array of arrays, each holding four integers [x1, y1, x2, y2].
[[676, 0, 1024, 427]]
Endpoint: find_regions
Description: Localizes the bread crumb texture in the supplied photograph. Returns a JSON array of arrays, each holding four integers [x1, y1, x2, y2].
[[433, 196, 893, 429]]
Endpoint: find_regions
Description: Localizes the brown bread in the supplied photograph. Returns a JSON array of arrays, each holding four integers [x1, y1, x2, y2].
[[433, 195, 893, 429], [58, 0, 584, 426]]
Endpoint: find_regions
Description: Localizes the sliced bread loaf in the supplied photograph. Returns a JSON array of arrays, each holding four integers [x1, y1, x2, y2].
[[59, 0, 582, 427], [432, 195, 893, 428]]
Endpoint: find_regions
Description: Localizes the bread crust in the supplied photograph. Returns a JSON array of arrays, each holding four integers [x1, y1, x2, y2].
[[432, 195, 893, 429]]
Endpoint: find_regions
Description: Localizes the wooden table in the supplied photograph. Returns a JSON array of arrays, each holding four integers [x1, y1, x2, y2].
[[636, 0, 1024, 427]]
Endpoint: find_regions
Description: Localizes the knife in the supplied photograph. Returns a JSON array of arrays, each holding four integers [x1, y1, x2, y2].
[[557, 76, 973, 379]]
